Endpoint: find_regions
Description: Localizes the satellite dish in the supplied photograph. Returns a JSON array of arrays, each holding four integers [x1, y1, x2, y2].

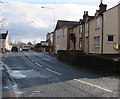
[[113, 43, 119, 50]]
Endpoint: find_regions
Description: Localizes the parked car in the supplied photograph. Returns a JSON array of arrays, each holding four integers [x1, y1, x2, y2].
[[11, 46, 18, 52]]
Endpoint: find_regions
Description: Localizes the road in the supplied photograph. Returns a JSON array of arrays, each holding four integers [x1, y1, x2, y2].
[[2, 51, 119, 97]]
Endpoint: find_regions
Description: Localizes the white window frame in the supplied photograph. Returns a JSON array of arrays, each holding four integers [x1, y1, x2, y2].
[[57, 30, 60, 37], [63, 28, 67, 36], [94, 36, 100, 47], [96, 17, 100, 29], [79, 25, 82, 33], [85, 23, 88, 32], [79, 38, 82, 49]]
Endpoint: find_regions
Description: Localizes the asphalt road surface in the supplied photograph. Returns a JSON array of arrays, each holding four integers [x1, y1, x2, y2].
[[2, 51, 119, 97]]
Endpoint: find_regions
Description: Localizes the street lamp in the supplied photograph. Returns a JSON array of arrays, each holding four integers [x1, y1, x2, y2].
[[41, 6, 55, 29]]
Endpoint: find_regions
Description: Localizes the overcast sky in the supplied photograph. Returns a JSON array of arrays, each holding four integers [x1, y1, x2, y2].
[[0, 0, 119, 43]]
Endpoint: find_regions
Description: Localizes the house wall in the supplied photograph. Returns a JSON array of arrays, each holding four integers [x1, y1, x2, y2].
[[0, 39, 2, 53], [118, 4, 120, 53], [0, 39, 6, 52], [103, 5, 119, 54], [75, 25, 82, 50], [89, 16, 103, 54], [70, 25, 82, 50], [55, 27, 68, 54], [84, 23, 89, 53]]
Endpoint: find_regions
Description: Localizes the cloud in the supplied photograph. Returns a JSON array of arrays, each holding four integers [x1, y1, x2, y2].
[[2, 0, 119, 43]]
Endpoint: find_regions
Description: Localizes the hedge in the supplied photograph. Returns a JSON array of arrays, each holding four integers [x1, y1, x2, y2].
[[57, 50, 120, 74]]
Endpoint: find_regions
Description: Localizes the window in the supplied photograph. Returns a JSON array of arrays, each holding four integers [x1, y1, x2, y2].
[[108, 35, 114, 42], [57, 30, 60, 36], [63, 28, 67, 36], [79, 38, 82, 48], [79, 25, 82, 33], [94, 36, 100, 47], [96, 17, 100, 29], [85, 23, 88, 32]]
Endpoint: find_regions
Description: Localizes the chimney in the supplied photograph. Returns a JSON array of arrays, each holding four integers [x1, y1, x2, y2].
[[84, 11, 88, 15], [99, 0, 107, 13], [83, 11, 88, 20]]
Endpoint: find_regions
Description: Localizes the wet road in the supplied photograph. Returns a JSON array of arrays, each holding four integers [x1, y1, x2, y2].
[[2, 51, 119, 97]]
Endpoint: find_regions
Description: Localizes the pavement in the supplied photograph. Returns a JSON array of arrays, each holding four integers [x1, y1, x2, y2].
[[1, 51, 120, 98], [1, 53, 18, 98]]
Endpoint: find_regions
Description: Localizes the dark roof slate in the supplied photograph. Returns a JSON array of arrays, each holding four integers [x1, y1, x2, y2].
[[55, 20, 79, 30]]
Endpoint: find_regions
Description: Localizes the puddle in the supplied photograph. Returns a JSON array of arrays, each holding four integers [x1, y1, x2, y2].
[[10, 70, 47, 79], [11, 66, 25, 70]]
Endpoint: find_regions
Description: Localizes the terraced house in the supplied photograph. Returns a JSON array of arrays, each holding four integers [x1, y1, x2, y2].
[[69, 2, 120, 54], [89, 2, 120, 54]]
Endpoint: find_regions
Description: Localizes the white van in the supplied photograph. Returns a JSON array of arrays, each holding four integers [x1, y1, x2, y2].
[[22, 45, 29, 51]]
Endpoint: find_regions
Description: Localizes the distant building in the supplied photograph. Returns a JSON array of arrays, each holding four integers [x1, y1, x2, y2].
[[40, 41, 49, 52], [0, 30, 10, 53], [27, 42, 34, 49], [46, 32, 54, 53]]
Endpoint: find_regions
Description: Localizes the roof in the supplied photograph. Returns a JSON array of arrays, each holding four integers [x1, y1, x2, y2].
[[0, 33, 8, 39], [55, 20, 79, 30], [103, 4, 120, 13]]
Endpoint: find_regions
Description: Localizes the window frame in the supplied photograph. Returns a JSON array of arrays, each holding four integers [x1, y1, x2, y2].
[[79, 25, 83, 34], [107, 35, 114, 42], [85, 22, 89, 32], [94, 36, 100, 47], [63, 28, 67, 36], [96, 17, 100, 29], [79, 38, 82, 49]]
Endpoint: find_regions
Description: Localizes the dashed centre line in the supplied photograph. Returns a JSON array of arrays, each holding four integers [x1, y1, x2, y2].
[[35, 63, 42, 67], [74, 79, 113, 93], [46, 68, 62, 75], [25, 52, 62, 76], [25, 52, 43, 68]]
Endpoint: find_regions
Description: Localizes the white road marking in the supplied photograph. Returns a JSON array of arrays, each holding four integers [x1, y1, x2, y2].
[[46, 68, 62, 75], [31, 59, 35, 62], [25, 52, 42, 68], [35, 63, 42, 67], [3, 55, 7, 61], [74, 79, 113, 93], [28, 57, 31, 59]]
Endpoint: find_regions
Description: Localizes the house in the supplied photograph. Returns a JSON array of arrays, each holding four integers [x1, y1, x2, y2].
[[89, 2, 120, 54], [0, 30, 9, 53], [102, 4, 120, 54], [69, 1, 120, 55], [46, 32, 54, 53], [40, 41, 49, 52], [69, 12, 94, 53], [54, 20, 79, 54], [27, 42, 34, 49], [69, 19, 83, 50]]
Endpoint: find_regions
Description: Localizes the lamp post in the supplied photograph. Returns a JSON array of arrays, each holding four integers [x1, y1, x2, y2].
[[41, 6, 55, 29]]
